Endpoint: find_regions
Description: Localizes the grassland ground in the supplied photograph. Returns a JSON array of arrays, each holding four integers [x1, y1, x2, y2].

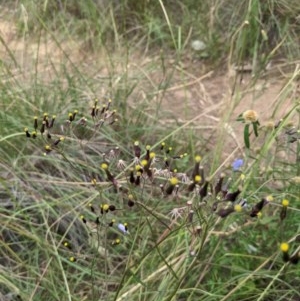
[[1, 16, 298, 153], [1, 4, 300, 301]]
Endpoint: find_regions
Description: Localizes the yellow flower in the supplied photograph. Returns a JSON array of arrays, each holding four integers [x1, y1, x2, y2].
[[141, 160, 148, 167], [112, 238, 121, 245], [80, 215, 86, 223], [234, 204, 242, 212], [242, 110, 259, 123], [128, 194, 134, 200], [102, 204, 109, 211], [282, 199, 289, 207], [280, 243, 289, 253], [45, 145, 52, 152], [194, 175, 202, 183], [195, 155, 202, 163], [150, 152, 156, 159], [265, 195, 273, 202], [169, 177, 178, 186], [101, 163, 108, 170]]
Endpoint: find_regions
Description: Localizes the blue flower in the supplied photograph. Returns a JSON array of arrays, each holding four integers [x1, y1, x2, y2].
[[232, 159, 244, 171], [118, 223, 129, 235]]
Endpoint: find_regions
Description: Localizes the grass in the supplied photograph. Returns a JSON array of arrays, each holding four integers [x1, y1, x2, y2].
[[1, 0, 300, 300]]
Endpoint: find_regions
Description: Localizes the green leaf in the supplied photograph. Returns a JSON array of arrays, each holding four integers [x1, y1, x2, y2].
[[236, 113, 244, 122], [244, 124, 250, 148], [253, 121, 259, 137]]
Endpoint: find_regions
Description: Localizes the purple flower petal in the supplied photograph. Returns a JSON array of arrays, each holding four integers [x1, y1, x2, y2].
[[232, 159, 244, 171], [118, 223, 129, 235]]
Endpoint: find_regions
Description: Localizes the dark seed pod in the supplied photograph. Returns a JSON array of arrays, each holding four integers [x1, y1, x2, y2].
[[45, 117, 49, 128], [135, 174, 141, 186], [34, 116, 38, 130], [217, 207, 234, 218], [40, 121, 46, 134], [199, 181, 209, 199], [129, 169, 135, 184], [128, 200, 135, 207], [89, 204, 95, 212], [134, 141, 141, 158], [49, 115, 56, 128], [109, 205, 116, 212], [250, 198, 268, 217], [165, 178, 178, 195], [214, 173, 225, 195], [223, 185, 241, 202], [290, 252, 300, 264], [91, 106, 96, 117], [24, 128, 31, 138], [282, 252, 290, 263], [108, 219, 115, 227], [80, 215, 87, 224], [188, 210, 194, 223], [73, 110, 78, 121], [195, 226, 202, 235], [164, 158, 170, 168], [187, 182, 196, 192], [280, 207, 287, 221]]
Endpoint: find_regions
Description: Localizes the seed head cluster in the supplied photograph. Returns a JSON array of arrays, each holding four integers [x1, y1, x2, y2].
[[23, 99, 298, 264]]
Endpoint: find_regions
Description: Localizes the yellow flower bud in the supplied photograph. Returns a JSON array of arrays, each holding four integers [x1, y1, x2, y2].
[[194, 175, 202, 183], [280, 243, 289, 253], [169, 177, 178, 186], [234, 204, 242, 212], [266, 195, 273, 202], [102, 204, 109, 212], [150, 152, 156, 159], [195, 155, 201, 163], [141, 159, 148, 167], [101, 163, 108, 170]]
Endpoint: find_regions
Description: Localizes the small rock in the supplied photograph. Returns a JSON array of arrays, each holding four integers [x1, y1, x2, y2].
[[191, 40, 206, 51]]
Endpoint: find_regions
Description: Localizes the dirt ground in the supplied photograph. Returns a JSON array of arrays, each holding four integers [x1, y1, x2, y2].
[[1, 17, 299, 158]]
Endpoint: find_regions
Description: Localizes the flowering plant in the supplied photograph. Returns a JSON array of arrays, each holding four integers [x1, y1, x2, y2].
[[237, 110, 260, 148]]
